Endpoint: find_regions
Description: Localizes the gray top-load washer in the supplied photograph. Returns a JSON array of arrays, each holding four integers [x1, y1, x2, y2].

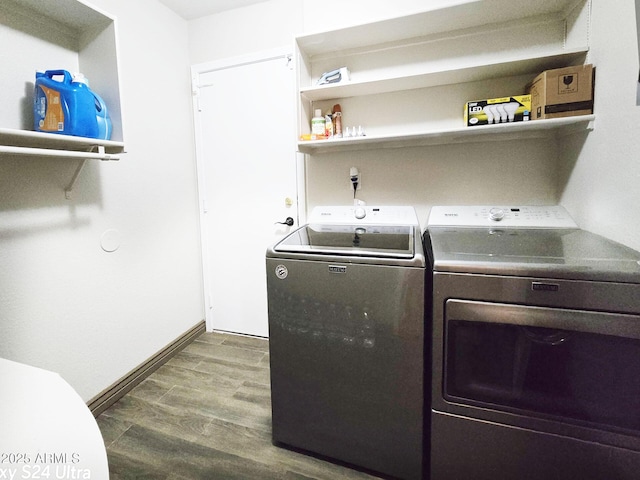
[[266, 205, 426, 480]]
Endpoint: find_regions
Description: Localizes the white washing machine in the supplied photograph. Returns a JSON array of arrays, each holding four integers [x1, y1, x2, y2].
[[266, 205, 426, 480], [425, 205, 640, 480]]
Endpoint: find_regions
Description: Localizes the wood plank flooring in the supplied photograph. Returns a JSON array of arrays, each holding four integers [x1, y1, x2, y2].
[[96, 331, 383, 479]]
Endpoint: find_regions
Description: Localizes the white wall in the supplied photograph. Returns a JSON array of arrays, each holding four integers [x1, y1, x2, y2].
[[187, 0, 436, 64], [188, 0, 303, 64], [188, 0, 640, 251], [559, 1, 640, 251], [301, 0, 466, 32], [0, 0, 204, 401]]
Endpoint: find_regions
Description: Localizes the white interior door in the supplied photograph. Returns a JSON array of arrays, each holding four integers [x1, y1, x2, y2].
[[193, 49, 300, 337]]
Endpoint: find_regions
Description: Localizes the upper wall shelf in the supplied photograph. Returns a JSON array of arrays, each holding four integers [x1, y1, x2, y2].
[[1, 0, 124, 158]]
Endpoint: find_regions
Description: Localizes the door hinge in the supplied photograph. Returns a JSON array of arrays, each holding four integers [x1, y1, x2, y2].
[[192, 74, 202, 112]]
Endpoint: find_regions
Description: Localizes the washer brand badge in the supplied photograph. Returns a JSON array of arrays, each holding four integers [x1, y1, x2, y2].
[[329, 265, 347, 274], [275, 264, 288, 280], [532, 282, 559, 292]]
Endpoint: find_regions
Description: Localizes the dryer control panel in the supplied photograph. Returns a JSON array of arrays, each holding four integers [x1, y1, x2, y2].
[[428, 205, 578, 228]]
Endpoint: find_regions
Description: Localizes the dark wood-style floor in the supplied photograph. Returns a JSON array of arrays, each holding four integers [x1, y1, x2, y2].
[[96, 331, 383, 479]]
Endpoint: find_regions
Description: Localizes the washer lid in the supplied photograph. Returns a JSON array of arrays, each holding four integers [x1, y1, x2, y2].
[[428, 227, 640, 282], [274, 224, 415, 259]]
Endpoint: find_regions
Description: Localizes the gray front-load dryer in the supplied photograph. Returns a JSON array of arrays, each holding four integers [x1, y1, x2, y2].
[[266, 206, 426, 480], [425, 205, 640, 480]]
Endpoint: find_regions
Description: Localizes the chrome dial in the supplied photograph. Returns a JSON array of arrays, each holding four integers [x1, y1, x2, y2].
[[488, 207, 505, 221]]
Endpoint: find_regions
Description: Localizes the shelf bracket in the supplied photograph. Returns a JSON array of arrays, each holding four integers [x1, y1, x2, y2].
[[64, 145, 104, 199]]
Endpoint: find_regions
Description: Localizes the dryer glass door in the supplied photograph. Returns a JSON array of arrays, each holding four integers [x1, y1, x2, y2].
[[444, 300, 640, 434]]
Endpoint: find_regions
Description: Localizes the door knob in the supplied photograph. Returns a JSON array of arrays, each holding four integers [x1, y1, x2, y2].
[[276, 217, 294, 226]]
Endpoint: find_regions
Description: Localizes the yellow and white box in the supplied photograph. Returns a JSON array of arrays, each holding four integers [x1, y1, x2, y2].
[[465, 95, 532, 127]]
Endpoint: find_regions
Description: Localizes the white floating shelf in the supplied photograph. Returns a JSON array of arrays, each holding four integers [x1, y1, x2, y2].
[[297, 115, 595, 154], [300, 47, 589, 102], [297, 0, 583, 57], [0, 128, 124, 160]]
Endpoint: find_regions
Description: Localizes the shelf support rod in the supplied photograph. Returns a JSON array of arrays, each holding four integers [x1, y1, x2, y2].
[[65, 159, 87, 200], [64, 145, 104, 199]]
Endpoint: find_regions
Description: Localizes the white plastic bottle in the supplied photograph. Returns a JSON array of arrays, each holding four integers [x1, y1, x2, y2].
[[324, 113, 333, 138], [311, 109, 325, 136]]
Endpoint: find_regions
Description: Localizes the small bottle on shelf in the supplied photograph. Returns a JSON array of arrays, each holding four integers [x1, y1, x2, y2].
[[332, 104, 342, 138], [311, 109, 325, 136], [325, 112, 333, 138]]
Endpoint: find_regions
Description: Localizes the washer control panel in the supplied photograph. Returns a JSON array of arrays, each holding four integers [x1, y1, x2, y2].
[[427, 205, 578, 228], [308, 205, 419, 226]]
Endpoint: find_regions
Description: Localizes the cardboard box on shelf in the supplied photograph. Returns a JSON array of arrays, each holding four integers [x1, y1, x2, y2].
[[527, 64, 594, 120], [464, 95, 531, 127]]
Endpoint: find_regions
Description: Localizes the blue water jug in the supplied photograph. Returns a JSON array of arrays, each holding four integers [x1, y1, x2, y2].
[[34, 69, 112, 140]]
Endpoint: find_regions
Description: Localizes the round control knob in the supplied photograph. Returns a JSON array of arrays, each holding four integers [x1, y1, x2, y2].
[[354, 207, 366, 219], [488, 208, 505, 221]]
